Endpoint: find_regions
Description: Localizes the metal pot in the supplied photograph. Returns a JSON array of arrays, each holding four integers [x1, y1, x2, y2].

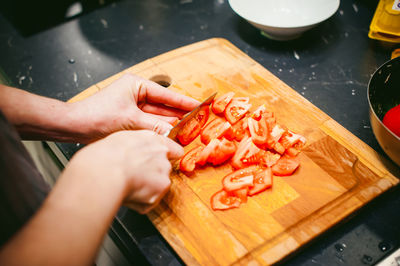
[[368, 56, 400, 166]]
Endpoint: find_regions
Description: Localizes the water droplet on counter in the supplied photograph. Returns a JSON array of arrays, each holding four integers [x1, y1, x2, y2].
[[76, 143, 80, 147], [378, 241, 390, 252], [68, 59, 75, 64], [334, 243, 346, 252], [361, 254, 373, 264]]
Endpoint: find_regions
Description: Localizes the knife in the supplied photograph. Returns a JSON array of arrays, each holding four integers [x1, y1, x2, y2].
[[164, 92, 217, 141]]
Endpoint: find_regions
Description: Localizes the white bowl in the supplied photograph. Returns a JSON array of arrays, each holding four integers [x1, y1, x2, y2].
[[228, 0, 340, 41]]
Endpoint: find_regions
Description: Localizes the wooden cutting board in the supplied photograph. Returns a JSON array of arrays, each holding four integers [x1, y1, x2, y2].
[[69, 38, 399, 265]]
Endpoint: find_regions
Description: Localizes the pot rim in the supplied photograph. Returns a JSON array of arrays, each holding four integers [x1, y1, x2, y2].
[[367, 56, 400, 142]]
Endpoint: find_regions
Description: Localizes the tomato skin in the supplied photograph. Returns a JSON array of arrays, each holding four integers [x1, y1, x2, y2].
[[248, 168, 272, 196], [222, 166, 258, 191], [212, 92, 235, 114], [211, 190, 241, 210], [271, 156, 300, 176], [382, 104, 400, 137], [225, 98, 252, 125], [177, 106, 210, 146], [179, 145, 204, 173], [201, 118, 231, 145]]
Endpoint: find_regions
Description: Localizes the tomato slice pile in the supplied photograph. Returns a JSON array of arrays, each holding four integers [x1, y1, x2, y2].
[[178, 91, 306, 211]]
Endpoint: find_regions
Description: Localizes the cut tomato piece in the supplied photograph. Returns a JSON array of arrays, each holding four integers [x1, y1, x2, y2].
[[251, 105, 266, 121], [224, 117, 248, 141], [231, 136, 261, 169], [248, 168, 273, 196], [222, 166, 258, 191], [248, 117, 269, 146], [212, 92, 235, 114], [208, 138, 237, 165], [196, 138, 219, 166], [210, 190, 241, 210], [201, 118, 231, 145], [224, 97, 252, 125], [177, 105, 210, 146], [271, 156, 300, 176], [179, 145, 204, 173], [230, 187, 249, 203], [279, 131, 307, 150], [260, 150, 281, 167]]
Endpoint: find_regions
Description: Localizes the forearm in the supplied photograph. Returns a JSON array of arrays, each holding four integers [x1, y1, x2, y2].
[[0, 152, 127, 266], [0, 84, 93, 142]]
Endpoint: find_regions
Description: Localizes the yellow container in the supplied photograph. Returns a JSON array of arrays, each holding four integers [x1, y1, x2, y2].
[[369, 0, 400, 43]]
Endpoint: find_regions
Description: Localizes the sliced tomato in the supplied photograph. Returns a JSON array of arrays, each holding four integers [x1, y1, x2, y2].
[[201, 118, 231, 145], [179, 145, 204, 173], [177, 105, 210, 146], [212, 92, 235, 114], [251, 105, 266, 121], [231, 136, 261, 169], [210, 190, 241, 210], [260, 151, 281, 167], [208, 138, 237, 165], [222, 166, 258, 191], [271, 156, 300, 176], [230, 187, 249, 203], [224, 98, 252, 125], [279, 131, 307, 150], [266, 124, 286, 149], [248, 117, 269, 146], [224, 117, 248, 141], [196, 138, 219, 166], [248, 167, 273, 196]]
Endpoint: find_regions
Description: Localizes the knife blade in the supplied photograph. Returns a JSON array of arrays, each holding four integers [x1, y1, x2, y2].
[[164, 92, 217, 141]]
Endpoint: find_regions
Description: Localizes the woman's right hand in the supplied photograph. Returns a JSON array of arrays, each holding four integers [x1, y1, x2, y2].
[[68, 130, 183, 214]]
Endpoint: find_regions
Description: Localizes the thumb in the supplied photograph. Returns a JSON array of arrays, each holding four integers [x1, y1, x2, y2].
[[135, 112, 173, 135]]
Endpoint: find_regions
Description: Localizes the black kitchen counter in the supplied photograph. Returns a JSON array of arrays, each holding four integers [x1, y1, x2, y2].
[[1, 0, 399, 265]]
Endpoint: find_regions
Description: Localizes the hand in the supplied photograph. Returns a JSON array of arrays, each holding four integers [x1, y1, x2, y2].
[[69, 130, 183, 214], [70, 73, 200, 142]]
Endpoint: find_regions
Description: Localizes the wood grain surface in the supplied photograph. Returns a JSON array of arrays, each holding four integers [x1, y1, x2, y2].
[[69, 38, 399, 265]]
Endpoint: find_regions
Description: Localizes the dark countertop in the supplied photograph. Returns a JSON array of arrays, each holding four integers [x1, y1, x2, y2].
[[1, 0, 399, 265]]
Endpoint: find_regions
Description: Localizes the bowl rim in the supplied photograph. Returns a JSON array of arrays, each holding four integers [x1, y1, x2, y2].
[[228, 0, 340, 29], [367, 56, 400, 142]]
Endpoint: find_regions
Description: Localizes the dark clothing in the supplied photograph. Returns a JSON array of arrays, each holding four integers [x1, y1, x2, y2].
[[0, 110, 50, 246]]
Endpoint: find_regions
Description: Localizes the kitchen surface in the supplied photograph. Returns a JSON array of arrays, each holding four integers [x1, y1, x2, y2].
[[0, 0, 400, 265]]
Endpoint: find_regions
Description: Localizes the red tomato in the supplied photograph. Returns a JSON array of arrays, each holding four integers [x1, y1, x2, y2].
[[231, 187, 248, 203], [212, 92, 235, 114], [222, 166, 258, 191], [248, 117, 269, 146], [224, 98, 252, 125], [279, 131, 307, 150], [197, 138, 236, 166], [224, 117, 248, 141], [179, 145, 204, 173], [201, 118, 231, 144], [177, 105, 210, 146], [231, 136, 261, 169], [383, 104, 400, 137], [271, 156, 300, 176], [210, 190, 241, 210], [196, 139, 220, 166], [248, 167, 272, 196], [250, 105, 265, 120], [208, 138, 237, 165]]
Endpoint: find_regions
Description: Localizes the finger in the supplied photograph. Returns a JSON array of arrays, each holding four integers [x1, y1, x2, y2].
[[140, 102, 188, 119], [136, 78, 200, 111], [159, 136, 184, 160], [135, 112, 173, 134], [147, 113, 179, 125]]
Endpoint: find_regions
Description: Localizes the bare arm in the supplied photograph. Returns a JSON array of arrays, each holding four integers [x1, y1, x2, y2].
[[0, 74, 199, 143], [0, 130, 183, 265]]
